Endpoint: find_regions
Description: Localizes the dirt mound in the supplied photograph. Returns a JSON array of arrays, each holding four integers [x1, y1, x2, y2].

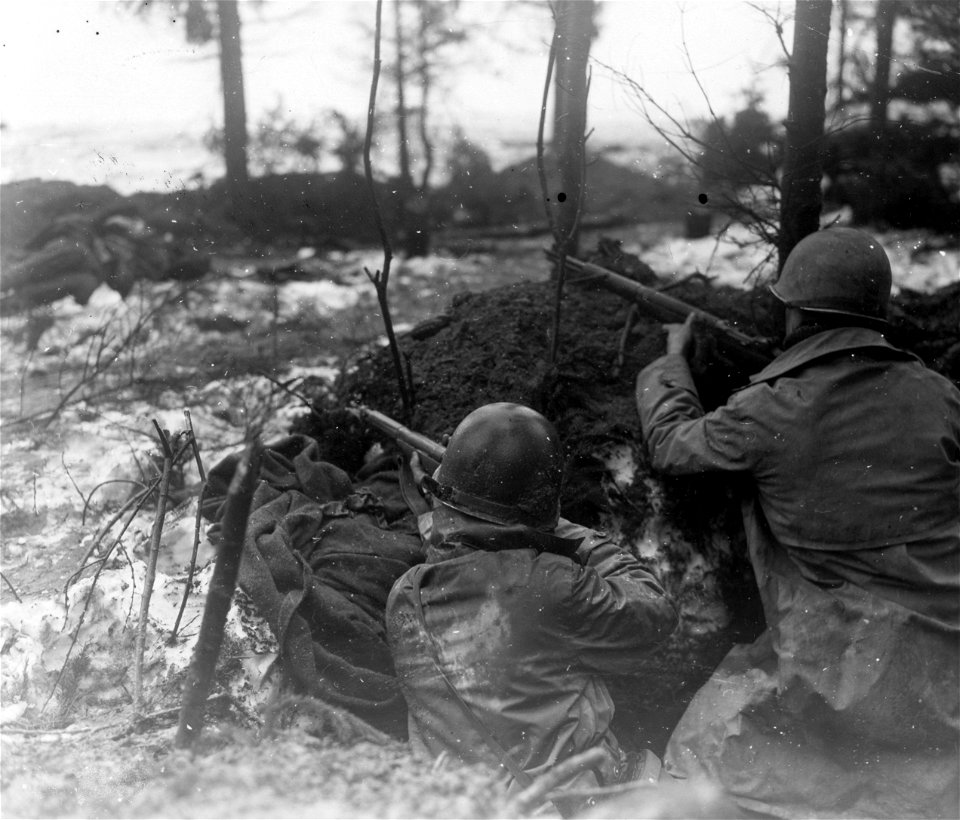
[[889, 280, 960, 383], [332, 244, 781, 533]]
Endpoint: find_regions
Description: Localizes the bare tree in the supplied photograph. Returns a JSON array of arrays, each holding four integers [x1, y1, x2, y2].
[[393, 1, 414, 208], [832, 0, 848, 108], [778, 0, 832, 272], [132, 1, 250, 198], [550, 0, 596, 258], [216, 1, 249, 196], [537, 5, 591, 368], [870, 0, 898, 140], [605, 6, 787, 269], [383, 0, 466, 257]]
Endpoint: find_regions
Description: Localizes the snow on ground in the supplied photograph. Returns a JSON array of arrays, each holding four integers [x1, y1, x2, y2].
[[0, 227, 955, 735], [1, 557, 278, 726], [618, 219, 958, 293]]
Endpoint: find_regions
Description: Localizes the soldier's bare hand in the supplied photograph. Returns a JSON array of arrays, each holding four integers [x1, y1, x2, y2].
[[409, 451, 428, 486], [665, 314, 697, 359]]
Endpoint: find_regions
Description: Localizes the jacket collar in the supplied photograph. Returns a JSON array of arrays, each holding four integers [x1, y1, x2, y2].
[[748, 327, 919, 385], [426, 520, 585, 565]]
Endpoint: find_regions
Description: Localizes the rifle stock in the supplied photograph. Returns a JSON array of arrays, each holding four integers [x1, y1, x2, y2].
[[353, 406, 445, 473], [545, 249, 776, 372]]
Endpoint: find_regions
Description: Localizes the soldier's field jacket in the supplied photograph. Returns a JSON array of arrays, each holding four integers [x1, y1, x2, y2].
[[386, 515, 677, 788], [636, 326, 960, 819]]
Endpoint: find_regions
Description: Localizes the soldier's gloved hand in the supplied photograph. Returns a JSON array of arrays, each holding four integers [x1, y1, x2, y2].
[[665, 314, 697, 360]]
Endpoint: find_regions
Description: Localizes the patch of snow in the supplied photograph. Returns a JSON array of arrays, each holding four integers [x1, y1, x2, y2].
[[880, 233, 959, 293], [624, 223, 957, 294], [601, 443, 637, 488], [1, 559, 278, 723], [285, 361, 340, 383], [628, 223, 777, 289], [278, 280, 361, 315]]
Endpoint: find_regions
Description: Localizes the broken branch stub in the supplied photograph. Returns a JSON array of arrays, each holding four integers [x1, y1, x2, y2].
[[175, 438, 262, 749]]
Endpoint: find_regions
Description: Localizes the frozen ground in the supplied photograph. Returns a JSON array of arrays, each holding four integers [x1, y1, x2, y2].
[[0, 224, 955, 817]]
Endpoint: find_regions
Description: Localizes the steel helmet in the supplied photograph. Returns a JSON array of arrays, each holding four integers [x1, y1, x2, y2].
[[771, 228, 892, 321], [428, 403, 563, 530]]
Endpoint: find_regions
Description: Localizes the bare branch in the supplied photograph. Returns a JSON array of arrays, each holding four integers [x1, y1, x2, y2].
[[133, 423, 179, 716], [1, 571, 22, 603], [176, 439, 262, 749], [171, 411, 210, 641], [363, 0, 393, 261], [747, 2, 792, 60], [361, 0, 414, 417]]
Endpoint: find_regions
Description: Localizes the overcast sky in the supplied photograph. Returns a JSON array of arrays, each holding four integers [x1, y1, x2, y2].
[[0, 1, 792, 190]]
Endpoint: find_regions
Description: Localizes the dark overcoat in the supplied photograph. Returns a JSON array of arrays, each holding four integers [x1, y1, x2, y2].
[[636, 327, 960, 818]]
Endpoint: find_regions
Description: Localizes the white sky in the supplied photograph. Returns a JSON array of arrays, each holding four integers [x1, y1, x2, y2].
[[0, 1, 793, 189]]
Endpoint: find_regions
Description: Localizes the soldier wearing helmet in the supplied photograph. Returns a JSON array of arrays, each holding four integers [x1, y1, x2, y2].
[[386, 402, 677, 798], [636, 227, 959, 818]]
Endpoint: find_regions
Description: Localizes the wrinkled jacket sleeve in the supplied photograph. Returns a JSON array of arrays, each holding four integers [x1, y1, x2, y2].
[[636, 353, 763, 475], [552, 519, 677, 674]]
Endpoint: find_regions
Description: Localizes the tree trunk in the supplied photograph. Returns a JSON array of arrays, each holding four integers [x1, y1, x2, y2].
[[778, 0, 832, 273], [870, 0, 898, 143], [833, 0, 847, 108], [393, 1, 413, 193], [216, 1, 248, 198], [415, 6, 434, 194], [391, 1, 427, 255], [551, 0, 594, 259]]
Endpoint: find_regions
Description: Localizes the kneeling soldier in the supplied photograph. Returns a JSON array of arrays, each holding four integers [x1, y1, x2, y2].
[[386, 402, 676, 794]]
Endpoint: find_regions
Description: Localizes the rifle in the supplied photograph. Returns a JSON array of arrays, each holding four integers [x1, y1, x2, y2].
[[545, 248, 777, 372], [352, 406, 445, 473]]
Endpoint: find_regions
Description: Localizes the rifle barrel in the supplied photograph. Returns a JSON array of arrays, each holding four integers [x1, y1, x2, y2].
[[547, 250, 774, 370], [354, 407, 446, 465]]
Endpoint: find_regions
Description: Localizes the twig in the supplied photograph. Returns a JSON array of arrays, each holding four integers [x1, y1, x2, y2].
[[2, 723, 123, 738], [121, 694, 232, 740], [61, 453, 86, 507], [362, 0, 414, 418], [151, 420, 174, 459], [4, 696, 232, 741], [77, 478, 160, 568], [176, 439, 261, 749], [1, 571, 23, 603], [184, 411, 207, 483], [51, 433, 188, 716], [613, 303, 640, 378], [506, 746, 608, 817], [40, 285, 191, 428], [62, 557, 109, 600], [17, 346, 35, 418], [255, 371, 323, 422], [81, 480, 149, 526], [133, 422, 178, 716], [45, 542, 127, 715], [171, 412, 209, 641], [115, 540, 138, 626]]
